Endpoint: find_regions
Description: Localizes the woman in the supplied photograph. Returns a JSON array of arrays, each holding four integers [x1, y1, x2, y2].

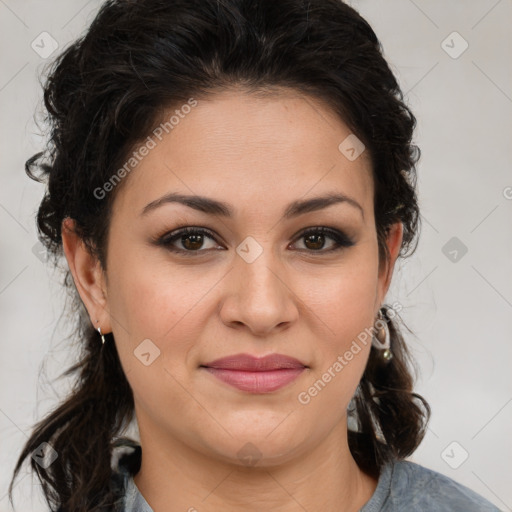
[[8, 0, 500, 511]]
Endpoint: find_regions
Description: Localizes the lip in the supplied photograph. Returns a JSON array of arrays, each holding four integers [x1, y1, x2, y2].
[[200, 353, 308, 393], [202, 353, 308, 371]]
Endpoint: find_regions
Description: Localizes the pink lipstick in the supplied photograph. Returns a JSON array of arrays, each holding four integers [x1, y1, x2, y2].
[[200, 353, 307, 393]]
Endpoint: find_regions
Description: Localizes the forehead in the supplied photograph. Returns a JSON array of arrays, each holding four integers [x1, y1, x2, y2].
[[113, 89, 374, 221]]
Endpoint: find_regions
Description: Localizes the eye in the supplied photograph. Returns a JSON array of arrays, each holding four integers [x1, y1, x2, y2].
[[291, 227, 355, 253], [155, 227, 221, 255], [154, 226, 355, 256]]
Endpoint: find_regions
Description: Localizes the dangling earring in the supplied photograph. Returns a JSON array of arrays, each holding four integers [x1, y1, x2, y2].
[[96, 322, 106, 345], [371, 307, 392, 362]]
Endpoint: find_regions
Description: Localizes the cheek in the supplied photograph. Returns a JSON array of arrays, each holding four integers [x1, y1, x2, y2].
[[106, 251, 224, 377], [298, 249, 378, 395], [303, 248, 379, 341], [106, 256, 212, 420], [107, 246, 204, 334]]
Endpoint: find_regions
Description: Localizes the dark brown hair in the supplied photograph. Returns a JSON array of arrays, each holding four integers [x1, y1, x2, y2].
[[10, 0, 430, 510]]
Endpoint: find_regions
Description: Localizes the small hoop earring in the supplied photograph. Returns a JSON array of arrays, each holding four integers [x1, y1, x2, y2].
[[96, 323, 106, 345], [371, 307, 392, 362]]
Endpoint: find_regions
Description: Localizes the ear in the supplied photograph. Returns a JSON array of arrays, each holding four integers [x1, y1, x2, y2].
[[376, 221, 403, 306], [61, 217, 111, 334]]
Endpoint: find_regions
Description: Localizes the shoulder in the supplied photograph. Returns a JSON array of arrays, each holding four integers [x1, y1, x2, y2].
[[108, 440, 144, 511], [382, 460, 501, 511], [53, 443, 140, 512], [110, 441, 155, 512]]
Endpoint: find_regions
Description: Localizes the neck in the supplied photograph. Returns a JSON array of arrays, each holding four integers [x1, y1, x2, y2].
[[133, 418, 379, 512]]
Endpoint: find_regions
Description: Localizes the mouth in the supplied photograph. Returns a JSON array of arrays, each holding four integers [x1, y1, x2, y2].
[[200, 353, 308, 393], [200, 367, 307, 393], [201, 353, 308, 371]]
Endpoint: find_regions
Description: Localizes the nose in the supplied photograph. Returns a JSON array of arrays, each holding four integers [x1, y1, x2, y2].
[[219, 246, 299, 337]]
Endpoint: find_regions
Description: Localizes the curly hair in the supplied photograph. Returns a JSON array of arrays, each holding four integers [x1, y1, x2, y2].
[[9, 0, 430, 510]]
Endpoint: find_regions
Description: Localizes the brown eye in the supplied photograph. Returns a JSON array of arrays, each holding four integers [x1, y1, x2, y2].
[[303, 232, 327, 250], [293, 227, 355, 253], [155, 226, 355, 257], [180, 232, 205, 250], [157, 227, 220, 255]]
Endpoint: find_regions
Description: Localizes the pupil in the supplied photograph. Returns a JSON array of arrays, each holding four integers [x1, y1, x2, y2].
[[305, 234, 324, 250], [183, 234, 203, 250]]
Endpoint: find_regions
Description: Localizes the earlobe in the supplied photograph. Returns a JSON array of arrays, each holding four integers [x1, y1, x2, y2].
[[61, 218, 111, 332]]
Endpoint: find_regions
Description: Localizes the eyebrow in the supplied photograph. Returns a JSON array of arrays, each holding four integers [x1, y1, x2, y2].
[[141, 191, 364, 220]]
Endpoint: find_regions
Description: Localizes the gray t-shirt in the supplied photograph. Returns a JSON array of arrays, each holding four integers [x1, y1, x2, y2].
[[113, 448, 501, 511]]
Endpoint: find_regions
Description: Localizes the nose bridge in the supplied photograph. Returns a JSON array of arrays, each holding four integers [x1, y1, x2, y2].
[[223, 234, 296, 333], [235, 234, 283, 296]]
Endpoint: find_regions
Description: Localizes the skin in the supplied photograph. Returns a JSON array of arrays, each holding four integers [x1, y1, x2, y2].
[[62, 88, 403, 512]]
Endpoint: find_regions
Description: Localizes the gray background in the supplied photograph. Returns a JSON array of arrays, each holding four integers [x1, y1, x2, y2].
[[1, 0, 511, 510]]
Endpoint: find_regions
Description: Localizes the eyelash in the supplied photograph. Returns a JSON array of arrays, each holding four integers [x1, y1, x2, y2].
[[153, 226, 355, 256]]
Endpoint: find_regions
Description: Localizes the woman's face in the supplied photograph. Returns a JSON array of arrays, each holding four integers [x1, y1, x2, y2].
[[68, 88, 402, 467]]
